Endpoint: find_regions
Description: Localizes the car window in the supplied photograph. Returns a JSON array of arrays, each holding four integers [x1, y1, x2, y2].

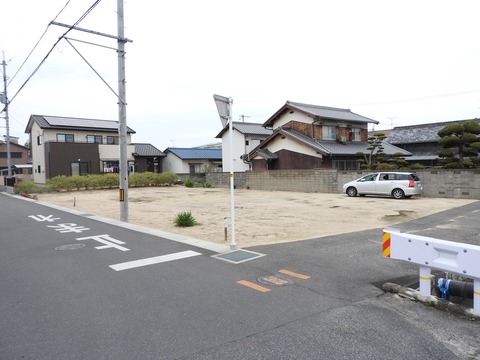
[[410, 174, 420, 181], [395, 173, 410, 180], [380, 173, 394, 181], [359, 174, 377, 182]]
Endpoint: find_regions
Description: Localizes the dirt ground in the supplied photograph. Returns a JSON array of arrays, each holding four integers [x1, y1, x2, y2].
[[35, 186, 476, 247]]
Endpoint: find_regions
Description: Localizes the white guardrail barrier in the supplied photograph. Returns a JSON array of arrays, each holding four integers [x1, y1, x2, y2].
[[382, 228, 480, 315]]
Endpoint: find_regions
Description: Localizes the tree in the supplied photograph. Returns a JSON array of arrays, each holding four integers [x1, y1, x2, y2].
[[436, 120, 480, 169], [356, 132, 386, 170]]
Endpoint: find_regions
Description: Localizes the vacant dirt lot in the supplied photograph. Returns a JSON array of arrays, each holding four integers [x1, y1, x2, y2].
[[34, 186, 478, 247], [38, 186, 473, 247]]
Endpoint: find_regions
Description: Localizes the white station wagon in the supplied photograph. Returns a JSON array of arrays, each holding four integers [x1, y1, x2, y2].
[[342, 172, 423, 199]]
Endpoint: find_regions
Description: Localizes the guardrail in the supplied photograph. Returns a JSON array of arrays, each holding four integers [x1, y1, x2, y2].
[[382, 228, 480, 315]]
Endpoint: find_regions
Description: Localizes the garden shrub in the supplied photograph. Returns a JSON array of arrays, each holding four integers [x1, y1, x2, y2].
[[14, 180, 44, 194], [103, 173, 119, 188], [184, 177, 194, 188], [174, 211, 198, 227]]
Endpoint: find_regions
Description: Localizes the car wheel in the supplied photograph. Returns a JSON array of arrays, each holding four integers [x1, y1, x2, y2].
[[346, 187, 357, 197], [392, 188, 405, 199]]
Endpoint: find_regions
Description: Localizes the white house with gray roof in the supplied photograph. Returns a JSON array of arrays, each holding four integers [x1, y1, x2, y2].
[[215, 122, 273, 172], [163, 147, 222, 174]]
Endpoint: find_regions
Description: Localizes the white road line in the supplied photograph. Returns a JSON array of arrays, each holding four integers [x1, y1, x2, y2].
[[109, 250, 202, 271]]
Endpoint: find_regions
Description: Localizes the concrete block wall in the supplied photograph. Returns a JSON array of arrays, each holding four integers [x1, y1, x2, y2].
[[206, 172, 247, 189], [245, 169, 338, 193], [207, 169, 480, 199], [415, 169, 480, 199]]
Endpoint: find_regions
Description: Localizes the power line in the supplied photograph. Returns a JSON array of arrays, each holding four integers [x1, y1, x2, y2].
[[348, 89, 480, 107], [7, 0, 73, 86], [2, 0, 102, 112]]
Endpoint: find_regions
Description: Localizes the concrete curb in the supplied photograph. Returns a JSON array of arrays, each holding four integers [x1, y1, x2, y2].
[[383, 282, 479, 320]]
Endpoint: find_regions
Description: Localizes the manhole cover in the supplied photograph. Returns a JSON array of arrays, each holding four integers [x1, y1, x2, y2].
[[55, 244, 86, 251], [258, 275, 293, 286]]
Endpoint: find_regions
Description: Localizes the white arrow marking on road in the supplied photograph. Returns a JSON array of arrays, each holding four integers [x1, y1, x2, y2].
[[109, 250, 202, 271]]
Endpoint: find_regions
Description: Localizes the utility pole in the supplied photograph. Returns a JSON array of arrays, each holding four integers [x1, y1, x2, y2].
[[239, 114, 250, 122], [1, 52, 12, 180], [117, 0, 128, 222], [51, 3, 132, 222]]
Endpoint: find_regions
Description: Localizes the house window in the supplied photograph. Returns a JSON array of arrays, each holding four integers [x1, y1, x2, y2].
[[332, 159, 359, 170], [37, 135, 42, 145], [71, 161, 88, 176], [107, 136, 117, 144], [245, 140, 249, 146], [322, 126, 336, 140], [56, 134, 74, 143], [189, 163, 203, 174], [86, 135, 103, 144], [350, 128, 361, 141]]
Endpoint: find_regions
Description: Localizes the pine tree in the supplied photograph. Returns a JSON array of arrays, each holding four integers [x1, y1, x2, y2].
[[356, 132, 386, 170], [436, 120, 480, 168]]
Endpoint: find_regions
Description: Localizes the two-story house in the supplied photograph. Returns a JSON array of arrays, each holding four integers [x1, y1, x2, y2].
[[215, 122, 273, 172], [0, 136, 31, 184], [25, 115, 136, 184], [245, 101, 411, 171]]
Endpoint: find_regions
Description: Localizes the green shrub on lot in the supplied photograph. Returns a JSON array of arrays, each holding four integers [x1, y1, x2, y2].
[[156, 172, 178, 186], [14, 180, 46, 194], [103, 173, 119, 188], [174, 211, 198, 227], [184, 177, 194, 188], [46, 172, 178, 191], [47, 175, 74, 191]]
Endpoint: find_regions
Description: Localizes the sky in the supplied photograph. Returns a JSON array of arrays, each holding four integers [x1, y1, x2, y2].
[[1, 0, 480, 150]]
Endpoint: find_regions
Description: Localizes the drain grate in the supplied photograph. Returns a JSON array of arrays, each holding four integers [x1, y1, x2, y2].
[[212, 249, 266, 264], [55, 244, 86, 251]]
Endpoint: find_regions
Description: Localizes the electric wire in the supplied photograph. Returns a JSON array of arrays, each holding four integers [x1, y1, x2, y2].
[[7, 0, 73, 87], [3, 0, 102, 112]]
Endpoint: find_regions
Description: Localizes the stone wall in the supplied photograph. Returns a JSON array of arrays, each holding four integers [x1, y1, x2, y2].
[[207, 169, 480, 199]]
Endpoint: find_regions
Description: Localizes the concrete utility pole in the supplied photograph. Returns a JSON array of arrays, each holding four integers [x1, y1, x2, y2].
[[1, 52, 12, 179], [117, 0, 128, 222]]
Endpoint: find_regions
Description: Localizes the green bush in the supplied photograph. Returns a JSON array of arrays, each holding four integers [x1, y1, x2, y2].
[[103, 173, 119, 188], [410, 163, 425, 169], [184, 177, 194, 188], [47, 175, 74, 191], [375, 163, 392, 170], [14, 180, 45, 194], [44, 172, 178, 192], [174, 211, 198, 227], [156, 172, 178, 186]]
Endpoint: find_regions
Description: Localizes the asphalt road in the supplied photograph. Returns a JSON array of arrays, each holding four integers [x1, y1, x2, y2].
[[0, 191, 479, 359]]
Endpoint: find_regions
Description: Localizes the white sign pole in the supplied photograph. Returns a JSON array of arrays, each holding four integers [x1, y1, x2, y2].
[[228, 97, 236, 249]]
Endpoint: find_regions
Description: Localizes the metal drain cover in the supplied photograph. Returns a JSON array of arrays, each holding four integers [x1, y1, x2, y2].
[[258, 275, 293, 286], [55, 244, 86, 251]]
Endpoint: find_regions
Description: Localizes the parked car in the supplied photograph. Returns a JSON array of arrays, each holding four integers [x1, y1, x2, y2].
[[342, 172, 423, 199]]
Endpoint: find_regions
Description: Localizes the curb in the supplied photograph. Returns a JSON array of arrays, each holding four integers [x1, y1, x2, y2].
[[383, 282, 479, 320]]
